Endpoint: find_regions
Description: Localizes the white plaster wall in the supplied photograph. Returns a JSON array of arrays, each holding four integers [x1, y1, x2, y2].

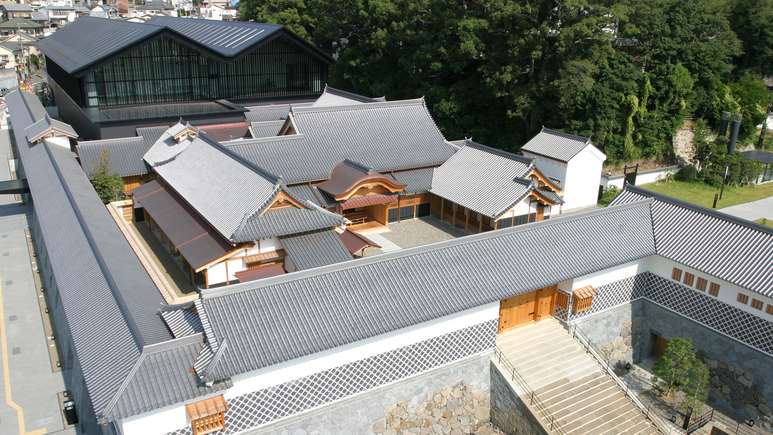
[[606, 166, 678, 190], [523, 152, 567, 185], [258, 237, 282, 254], [118, 302, 500, 435], [562, 146, 606, 210], [570, 258, 648, 290], [207, 262, 227, 285], [648, 256, 773, 321], [44, 136, 71, 149]]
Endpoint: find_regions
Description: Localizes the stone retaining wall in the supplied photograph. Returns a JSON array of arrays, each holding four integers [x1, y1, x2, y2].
[[489, 361, 549, 435], [573, 301, 644, 367], [640, 302, 773, 430], [256, 352, 493, 435]]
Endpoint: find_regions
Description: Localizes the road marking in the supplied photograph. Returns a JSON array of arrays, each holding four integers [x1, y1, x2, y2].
[[0, 270, 47, 435]]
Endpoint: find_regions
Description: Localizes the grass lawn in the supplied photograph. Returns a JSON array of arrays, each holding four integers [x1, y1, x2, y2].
[[755, 218, 773, 227], [634, 180, 773, 209]]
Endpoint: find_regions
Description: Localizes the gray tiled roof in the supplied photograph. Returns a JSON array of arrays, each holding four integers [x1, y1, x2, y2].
[[611, 186, 773, 297], [104, 334, 232, 422], [77, 125, 167, 177], [311, 85, 382, 107], [536, 187, 564, 205], [430, 140, 536, 219], [392, 167, 435, 196], [24, 113, 78, 142], [279, 229, 353, 271], [2, 4, 33, 11], [227, 99, 457, 183], [520, 127, 595, 163], [236, 203, 345, 242], [285, 183, 337, 208], [142, 121, 195, 166], [249, 120, 284, 138], [197, 201, 656, 379], [160, 304, 204, 338], [244, 104, 295, 123], [150, 132, 280, 242], [6, 90, 172, 423]]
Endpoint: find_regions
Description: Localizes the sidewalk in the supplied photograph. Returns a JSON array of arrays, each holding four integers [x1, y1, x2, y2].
[[718, 195, 773, 222]]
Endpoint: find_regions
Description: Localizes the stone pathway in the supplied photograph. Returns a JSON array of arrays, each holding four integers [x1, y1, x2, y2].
[[718, 195, 773, 222]]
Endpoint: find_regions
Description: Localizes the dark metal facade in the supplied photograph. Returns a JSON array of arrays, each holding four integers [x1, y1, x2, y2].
[[83, 36, 327, 108]]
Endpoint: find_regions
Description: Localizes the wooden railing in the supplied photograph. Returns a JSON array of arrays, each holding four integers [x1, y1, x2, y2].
[[494, 346, 567, 434]]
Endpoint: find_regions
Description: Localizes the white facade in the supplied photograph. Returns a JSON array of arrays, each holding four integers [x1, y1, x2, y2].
[[117, 302, 500, 435], [523, 144, 606, 211]]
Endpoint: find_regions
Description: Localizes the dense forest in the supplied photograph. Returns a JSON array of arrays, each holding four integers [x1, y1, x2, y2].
[[239, 0, 773, 163]]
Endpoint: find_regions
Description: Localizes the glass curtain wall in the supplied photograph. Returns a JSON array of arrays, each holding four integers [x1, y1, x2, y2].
[[84, 37, 326, 107]]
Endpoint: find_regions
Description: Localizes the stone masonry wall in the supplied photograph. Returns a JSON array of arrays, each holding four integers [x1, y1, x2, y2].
[[256, 353, 493, 435], [573, 300, 644, 367], [640, 302, 773, 429], [489, 361, 549, 435]]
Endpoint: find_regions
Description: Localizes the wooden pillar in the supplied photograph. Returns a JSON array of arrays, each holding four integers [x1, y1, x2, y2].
[[225, 261, 229, 285], [478, 217, 483, 233], [168, 237, 173, 253], [464, 211, 470, 234], [190, 266, 195, 285], [452, 203, 457, 228], [397, 196, 401, 223], [148, 214, 154, 230], [204, 269, 209, 289], [440, 198, 444, 222], [160, 228, 165, 244]]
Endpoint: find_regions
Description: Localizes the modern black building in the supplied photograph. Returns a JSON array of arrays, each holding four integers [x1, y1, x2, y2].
[[37, 17, 335, 139]]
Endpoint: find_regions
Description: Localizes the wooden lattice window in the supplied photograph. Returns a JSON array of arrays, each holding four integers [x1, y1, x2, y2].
[[555, 292, 569, 310], [709, 282, 720, 297], [683, 272, 695, 287], [672, 267, 682, 281], [751, 299, 764, 311], [186, 395, 229, 435], [737, 293, 749, 305], [695, 277, 707, 292], [572, 285, 598, 314], [766, 304, 773, 315]]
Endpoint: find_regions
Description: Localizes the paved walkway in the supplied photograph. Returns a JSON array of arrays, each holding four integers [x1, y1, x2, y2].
[[718, 195, 773, 222]]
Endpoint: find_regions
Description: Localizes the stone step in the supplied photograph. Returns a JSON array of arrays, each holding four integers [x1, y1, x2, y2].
[[571, 405, 642, 434], [528, 359, 602, 391], [535, 371, 606, 398], [560, 396, 632, 432], [497, 322, 567, 352], [542, 378, 617, 410], [499, 334, 577, 363], [497, 318, 562, 342], [583, 408, 645, 435], [518, 350, 593, 380], [616, 418, 656, 435], [552, 387, 626, 422]]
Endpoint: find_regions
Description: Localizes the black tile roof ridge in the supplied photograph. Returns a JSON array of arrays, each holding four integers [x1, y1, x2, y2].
[[343, 158, 374, 174], [220, 132, 305, 146], [77, 136, 146, 146], [320, 85, 381, 103], [141, 333, 204, 354], [539, 126, 592, 144], [290, 97, 426, 114], [463, 139, 535, 165], [624, 184, 773, 236], [490, 187, 534, 220], [201, 198, 655, 300], [250, 120, 286, 126], [159, 300, 196, 312]]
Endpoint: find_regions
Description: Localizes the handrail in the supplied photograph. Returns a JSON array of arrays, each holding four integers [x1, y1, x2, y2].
[[686, 408, 714, 434], [494, 346, 568, 434], [564, 323, 678, 435]]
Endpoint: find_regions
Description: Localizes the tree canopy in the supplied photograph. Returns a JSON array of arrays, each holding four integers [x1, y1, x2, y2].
[[240, 0, 773, 163]]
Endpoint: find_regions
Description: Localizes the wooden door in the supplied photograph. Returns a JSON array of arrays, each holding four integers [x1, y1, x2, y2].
[[535, 204, 545, 222], [535, 284, 557, 321], [498, 291, 539, 333], [654, 336, 669, 357]]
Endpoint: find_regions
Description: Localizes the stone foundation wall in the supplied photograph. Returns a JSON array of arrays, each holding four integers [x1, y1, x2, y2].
[[256, 352, 493, 435], [489, 362, 549, 435], [572, 301, 644, 367], [640, 302, 773, 429]]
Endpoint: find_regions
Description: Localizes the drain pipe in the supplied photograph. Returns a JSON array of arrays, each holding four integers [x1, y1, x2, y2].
[[728, 113, 742, 154], [719, 111, 731, 136]]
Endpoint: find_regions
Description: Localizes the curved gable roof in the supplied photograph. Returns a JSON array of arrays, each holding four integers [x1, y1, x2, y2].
[[37, 16, 334, 76]]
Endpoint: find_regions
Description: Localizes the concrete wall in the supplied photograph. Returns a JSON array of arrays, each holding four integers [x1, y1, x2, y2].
[[489, 362, 549, 435]]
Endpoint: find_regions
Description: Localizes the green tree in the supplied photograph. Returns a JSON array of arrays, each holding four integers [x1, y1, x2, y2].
[[681, 355, 710, 415], [90, 149, 124, 204], [729, 0, 773, 76], [652, 337, 699, 397]]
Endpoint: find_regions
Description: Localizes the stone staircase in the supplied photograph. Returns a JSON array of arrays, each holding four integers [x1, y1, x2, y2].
[[495, 319, 661, 435]]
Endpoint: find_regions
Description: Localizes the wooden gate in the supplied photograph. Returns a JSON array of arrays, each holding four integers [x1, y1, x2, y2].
[[498, 284, 558, 333]]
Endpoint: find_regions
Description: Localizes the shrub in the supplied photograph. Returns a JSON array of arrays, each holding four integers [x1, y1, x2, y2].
[[676, 165, 698, 182], [599, 186, 620, 206], [703, 171, 723, 187]]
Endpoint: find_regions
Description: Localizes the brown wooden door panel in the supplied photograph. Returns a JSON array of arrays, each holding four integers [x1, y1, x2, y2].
[[535, 284, 558, 321]]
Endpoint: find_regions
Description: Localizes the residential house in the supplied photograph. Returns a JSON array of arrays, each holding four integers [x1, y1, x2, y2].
[[0, 3, 33, 19], [44, 5, 77, 26], [0, 17, 45, 36]]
